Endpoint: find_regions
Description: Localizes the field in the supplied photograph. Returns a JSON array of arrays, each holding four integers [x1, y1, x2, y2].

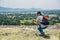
[[0, 26, 60, 40], [0, 6, 60, 40]]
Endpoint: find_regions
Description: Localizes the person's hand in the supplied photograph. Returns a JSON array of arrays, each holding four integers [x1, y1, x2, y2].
[[34, 22, 38, 25], [34, 20, 38, 25], [34, 19, 36, 23], [34, 19, 36, 22]]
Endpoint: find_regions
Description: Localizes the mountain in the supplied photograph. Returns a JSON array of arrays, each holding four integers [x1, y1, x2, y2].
[[0, 7, 14, 10], [0, 6, 60, 14], [0, 7, 43, 12]]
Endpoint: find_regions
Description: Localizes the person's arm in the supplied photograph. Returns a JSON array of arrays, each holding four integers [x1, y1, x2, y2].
[[34, 19, 40, 25]]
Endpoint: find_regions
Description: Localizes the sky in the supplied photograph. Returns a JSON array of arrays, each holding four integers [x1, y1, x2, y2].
[[0, 0, 60, 10]]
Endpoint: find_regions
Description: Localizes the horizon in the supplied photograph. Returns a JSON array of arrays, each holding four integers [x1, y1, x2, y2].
[[0, 6, 60, 10]]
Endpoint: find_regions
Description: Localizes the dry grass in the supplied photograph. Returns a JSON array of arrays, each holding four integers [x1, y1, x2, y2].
[[0, 28, 60, 40]]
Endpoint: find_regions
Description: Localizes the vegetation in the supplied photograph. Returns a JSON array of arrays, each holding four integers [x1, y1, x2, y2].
[[0, 14, 36, 25], [0, 28, 59, 40], [49, 16, 60, 25], [0, 12, 60, 25]]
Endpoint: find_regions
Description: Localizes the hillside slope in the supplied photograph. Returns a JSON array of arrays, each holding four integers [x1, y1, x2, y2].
[[0, 28, 59, 40]]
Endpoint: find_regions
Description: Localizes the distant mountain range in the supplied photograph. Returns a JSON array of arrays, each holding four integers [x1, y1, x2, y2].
[[0, 7, 44, 12], [0, 7, 60, 14]]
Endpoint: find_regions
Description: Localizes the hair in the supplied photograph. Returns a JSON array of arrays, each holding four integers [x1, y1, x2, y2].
[[37, 12, 42, 15]]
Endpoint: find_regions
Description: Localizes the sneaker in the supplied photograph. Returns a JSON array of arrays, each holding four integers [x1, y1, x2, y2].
[[39, 34, 45, 36], [43, 35, 50, 39]]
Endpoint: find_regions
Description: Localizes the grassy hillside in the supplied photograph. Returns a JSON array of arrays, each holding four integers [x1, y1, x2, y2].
[[0, 28, 60, 40]]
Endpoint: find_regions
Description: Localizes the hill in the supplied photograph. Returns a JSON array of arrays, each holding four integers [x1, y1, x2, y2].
[[0, 7, 43, 12], [0, 7, 60, 15], [0, 28, 59, 40]]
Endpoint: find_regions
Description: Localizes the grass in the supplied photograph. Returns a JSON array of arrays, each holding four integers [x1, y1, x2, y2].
[[0, 28, 60, 40], [56, 23, 60, 26], [20, 20, 33, 23]]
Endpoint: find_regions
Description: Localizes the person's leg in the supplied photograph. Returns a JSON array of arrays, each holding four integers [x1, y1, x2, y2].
[[42, 25, 48, 29], [38, 25, 45, 36]]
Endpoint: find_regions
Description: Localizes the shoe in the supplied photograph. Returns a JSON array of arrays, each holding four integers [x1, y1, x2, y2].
[[39, 34, 45, 36], [43, 35, 50, 39]]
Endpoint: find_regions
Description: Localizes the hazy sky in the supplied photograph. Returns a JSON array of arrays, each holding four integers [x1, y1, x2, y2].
[[0, 0, 60, 10]]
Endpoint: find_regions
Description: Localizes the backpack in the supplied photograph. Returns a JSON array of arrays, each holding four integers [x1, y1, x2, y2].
[[41, 15, 49, 25]]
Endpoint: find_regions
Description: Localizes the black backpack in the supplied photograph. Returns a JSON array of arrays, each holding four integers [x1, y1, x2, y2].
[[41, 15, 49, 25]]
